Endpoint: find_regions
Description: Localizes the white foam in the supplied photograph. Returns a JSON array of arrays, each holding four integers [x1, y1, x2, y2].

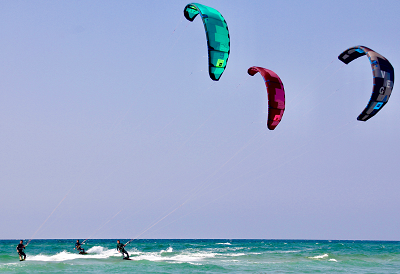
[[225, 252, 246, 257], [170, 261, 202, 265], [187, 262, 202, 265], [272, 250, 302, 254], [216, 242, 232, 245], [329, 259, 338, 262], [132, 250, 217, 263], [309, 254, 329, 259], [213, 246, 245, 253], [160, 247, 173, 253], [87, 245, 105, 254], [27, 247, 121, 262]]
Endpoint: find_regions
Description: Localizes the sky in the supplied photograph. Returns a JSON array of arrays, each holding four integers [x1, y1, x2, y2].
[[0, 0, 399, 241]]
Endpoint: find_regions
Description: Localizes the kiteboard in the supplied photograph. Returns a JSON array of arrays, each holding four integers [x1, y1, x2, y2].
[[123, 257, 132, 260], [19, 257, 25, 261], [79, 251, 88, 255]]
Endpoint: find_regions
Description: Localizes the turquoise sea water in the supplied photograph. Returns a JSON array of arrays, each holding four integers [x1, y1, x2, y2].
[[1, 239, 399, 273]]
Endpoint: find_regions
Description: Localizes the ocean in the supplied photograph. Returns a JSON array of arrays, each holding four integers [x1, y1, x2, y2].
[[1, 239, 399, 273]]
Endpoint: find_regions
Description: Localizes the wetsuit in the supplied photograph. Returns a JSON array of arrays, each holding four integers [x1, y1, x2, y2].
[[117, 243, 129, 258], [75, 242, 85, 253], [17, 243, 26, 260]]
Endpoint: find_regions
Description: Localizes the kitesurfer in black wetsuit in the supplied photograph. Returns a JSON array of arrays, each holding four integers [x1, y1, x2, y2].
[[74, 240, 85, 254], [16, 240, 26, 261], [116, 240, 129, 259]]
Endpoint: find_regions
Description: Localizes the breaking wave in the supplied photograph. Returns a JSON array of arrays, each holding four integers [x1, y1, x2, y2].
[[309, 254, 329, 259]]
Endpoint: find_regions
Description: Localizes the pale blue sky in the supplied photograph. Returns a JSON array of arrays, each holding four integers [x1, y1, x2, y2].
[[1, 0, 399, 240]]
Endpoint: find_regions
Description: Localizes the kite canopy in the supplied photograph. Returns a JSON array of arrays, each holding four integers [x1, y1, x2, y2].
[[184, 3, 230, 81], [248, 67, 285, 130], [338, 46, 394, 121]]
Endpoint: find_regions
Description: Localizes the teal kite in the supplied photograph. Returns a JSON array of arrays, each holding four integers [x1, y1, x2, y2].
[[184, 3, 230, 81]]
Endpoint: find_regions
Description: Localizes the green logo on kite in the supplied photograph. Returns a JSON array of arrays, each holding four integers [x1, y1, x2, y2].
[[216, 59, 224, 67], [187, 7, 197, 13]]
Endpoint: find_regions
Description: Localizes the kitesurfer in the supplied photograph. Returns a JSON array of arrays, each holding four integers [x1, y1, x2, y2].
[[116, 240, 129, 259], [74, 240, 85, 254], [16, 240, 26, 261]]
